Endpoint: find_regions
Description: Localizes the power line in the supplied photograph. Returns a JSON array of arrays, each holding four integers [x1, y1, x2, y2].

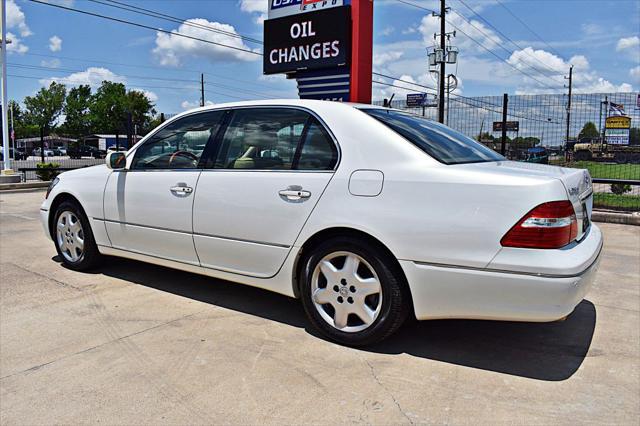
[[454, 0, 562, 77], [23, 52, 285, 93], [394, 0, 563, 91], [27, 0, 261, 57], [495, 0, 564, 59], [88, 0, 263, 45]]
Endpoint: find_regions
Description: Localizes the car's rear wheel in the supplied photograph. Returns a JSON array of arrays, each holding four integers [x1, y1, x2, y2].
[[300, 237, 409, 346], [53, 201, 101, 271]]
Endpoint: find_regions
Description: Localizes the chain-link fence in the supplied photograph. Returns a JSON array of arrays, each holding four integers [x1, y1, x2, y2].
[[0, 157, 105, 182], [378, 92, 640, 212]]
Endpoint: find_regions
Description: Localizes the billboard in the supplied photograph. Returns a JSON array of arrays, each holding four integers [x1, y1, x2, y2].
[[493, 121, 520, 132], [263, 6, 351, 75], [268, 0, 345, 19], [605, 115, 631, 129]]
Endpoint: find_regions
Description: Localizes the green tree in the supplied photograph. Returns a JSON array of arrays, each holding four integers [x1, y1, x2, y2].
[[90, 81, 156, 148], [63, 85, 92, 137], [124, 89, 156, 136], [23, 82, 67, 161], [477, 132, 494, 142], [578, 121, 600, 141]]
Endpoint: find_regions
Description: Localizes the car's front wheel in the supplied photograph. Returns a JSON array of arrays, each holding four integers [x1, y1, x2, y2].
[[300, 237, 409, 346], [53, 201, 101, 271]]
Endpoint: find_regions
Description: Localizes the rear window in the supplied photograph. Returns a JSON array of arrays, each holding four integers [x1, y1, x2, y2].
[[361, 108, 504, 165]]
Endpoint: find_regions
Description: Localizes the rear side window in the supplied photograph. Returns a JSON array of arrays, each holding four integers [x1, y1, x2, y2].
[[361, 108, 504, 165], [214, 108, 337, 171], [297, 121, 338, 170], [132, 111, 224, 169]]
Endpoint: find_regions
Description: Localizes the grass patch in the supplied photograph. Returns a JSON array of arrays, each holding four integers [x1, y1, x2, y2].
[[593, 192, 640, 212], [549, 160, 640, 180]]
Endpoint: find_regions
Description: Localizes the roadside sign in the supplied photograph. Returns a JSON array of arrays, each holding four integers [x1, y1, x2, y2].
[[605, 129, 630, 145], [263, 6, 351, 74], [493, 121, 519, 132], [406, 93, 426, 107], [605, 115, 631, 129], [268, 0, 345, 19]]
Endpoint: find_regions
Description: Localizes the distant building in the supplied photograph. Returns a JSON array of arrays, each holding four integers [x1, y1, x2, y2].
[[15, 136, 77, 152], [82, 134, 143, 150]]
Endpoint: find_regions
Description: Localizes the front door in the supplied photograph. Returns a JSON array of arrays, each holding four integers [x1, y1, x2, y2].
[[193, 107, 339, 277], [103, 110, 226, 264]]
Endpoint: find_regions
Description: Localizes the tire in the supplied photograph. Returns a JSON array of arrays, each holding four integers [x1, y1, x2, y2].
[[574, 150, 592, 161], [299, 237, 409, 346], [53, 201, 102, 271]]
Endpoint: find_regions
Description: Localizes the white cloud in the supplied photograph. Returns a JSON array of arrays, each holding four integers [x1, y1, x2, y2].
[[152, 18, 260, 67], [630, 66, 640, 81], [238, 0, 267, 24], [181, 100, 214, 110], [616, 36, 640, 52], [381, 26, 395, 37], [581, 23, 602, 36], [7, 0, 31, 37], [506, 48, 633, 94], [139, 90, 158, 103], [40, 58, 61, 68], [374, 50, 403, 67], [5, 32, 28, 54], [41, 67, 126, 87], [49, 35, 62, 52]]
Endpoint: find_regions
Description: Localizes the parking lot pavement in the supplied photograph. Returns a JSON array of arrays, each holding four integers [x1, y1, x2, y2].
[[1, 190, 638, 425]]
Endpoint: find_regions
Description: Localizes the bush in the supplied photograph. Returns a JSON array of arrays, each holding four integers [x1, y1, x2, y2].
[[35, 162, 60, 181], [610, 183, 632, 195]]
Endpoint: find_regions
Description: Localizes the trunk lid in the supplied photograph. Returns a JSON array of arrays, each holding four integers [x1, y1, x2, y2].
[[457, 161, 593, 241]]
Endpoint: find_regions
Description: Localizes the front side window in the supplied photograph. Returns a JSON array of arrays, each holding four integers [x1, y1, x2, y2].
[[215, 108, 337, 171], [132, 111, 224, 169], [361, 108, 504, 165]]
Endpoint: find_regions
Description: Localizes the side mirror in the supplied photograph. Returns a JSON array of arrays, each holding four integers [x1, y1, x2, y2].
[[106, 151, 127, 170]]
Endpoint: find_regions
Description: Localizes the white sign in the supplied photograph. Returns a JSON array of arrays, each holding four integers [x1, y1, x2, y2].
[[268, 0, 344, 19], [98, 138, 107, 150], [605, 128, 630, 145]]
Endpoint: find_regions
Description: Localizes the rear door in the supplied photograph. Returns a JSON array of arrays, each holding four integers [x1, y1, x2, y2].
[[103, 110, 226, 264], [193, 107, 339, 277]]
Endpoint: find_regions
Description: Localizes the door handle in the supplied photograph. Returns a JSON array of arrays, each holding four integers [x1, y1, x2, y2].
[[170, 185, 193, 194], [279, 186, 311, 201]]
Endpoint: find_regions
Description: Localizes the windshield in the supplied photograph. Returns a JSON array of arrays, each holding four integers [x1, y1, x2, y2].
[[361, 108, 504, 165]]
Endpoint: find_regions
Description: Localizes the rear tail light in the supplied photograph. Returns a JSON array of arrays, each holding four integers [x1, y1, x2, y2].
[[501, 200, 578, 249]]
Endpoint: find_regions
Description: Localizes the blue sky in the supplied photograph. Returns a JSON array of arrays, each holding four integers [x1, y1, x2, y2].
[[6, 0, 640, 114]]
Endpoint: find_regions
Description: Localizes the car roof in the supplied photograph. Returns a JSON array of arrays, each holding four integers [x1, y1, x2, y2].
[[171, 99, 388, 121]]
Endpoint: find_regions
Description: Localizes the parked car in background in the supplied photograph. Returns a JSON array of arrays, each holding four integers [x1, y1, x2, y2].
[[41, 100, 602, 346], [33, 148, 55, 157], [68, 144, 106, 159]]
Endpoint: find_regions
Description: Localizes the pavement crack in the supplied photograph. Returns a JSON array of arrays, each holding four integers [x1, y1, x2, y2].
[[7, 262, 83, 291], [362, 357, 414, 424], [0, 309, 207, 381]]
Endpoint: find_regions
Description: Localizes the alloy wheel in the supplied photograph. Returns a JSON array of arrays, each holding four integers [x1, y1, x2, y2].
[[56, 211, 85, 263], [311, 251, 383, 332]]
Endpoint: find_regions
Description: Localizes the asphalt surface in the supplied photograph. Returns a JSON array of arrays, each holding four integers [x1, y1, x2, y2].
[[1, 189, 638, 425]]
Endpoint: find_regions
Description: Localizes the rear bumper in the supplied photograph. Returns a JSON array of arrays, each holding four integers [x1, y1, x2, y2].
[[401, 225, 603, 322]]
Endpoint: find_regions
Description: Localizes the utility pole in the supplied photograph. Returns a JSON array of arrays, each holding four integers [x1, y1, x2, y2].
[[1, 0, 12, 173], [438, 0, 446, 124], [564, 65, 573, 155], [200, 74, 205, 107], [500, 93, 508, 156]]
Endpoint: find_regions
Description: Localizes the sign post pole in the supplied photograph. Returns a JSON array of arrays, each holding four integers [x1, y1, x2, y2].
[[350, 0, 373, 104]]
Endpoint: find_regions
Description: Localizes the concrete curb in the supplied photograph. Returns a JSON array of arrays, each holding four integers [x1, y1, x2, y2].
[[592, 211, 640, 226], [0, 181, 50, 191]]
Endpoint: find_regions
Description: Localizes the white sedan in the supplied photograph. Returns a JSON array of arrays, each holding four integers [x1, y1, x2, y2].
[[41, 100, 602, 346]]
